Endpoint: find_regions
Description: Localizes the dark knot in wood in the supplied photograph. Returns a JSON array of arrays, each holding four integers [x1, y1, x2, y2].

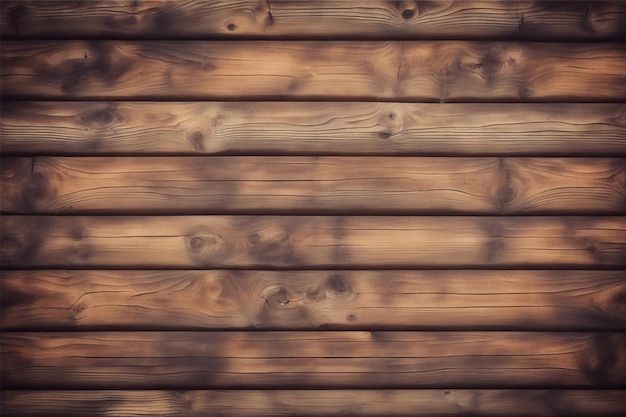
[[327, 274, 350, 294], [578, 333, 626, 386], [21, 172, 55, 211], [185, 227, 225, 264]]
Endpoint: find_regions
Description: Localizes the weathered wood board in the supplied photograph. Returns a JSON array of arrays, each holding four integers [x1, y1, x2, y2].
[[1, 1, 625, 415], [3, 270, 625, 331], [3, 1, 625, 41], [3, 102, 625, 156], [3, 332, 626, 389], [2, 157, 624, 214], [2, 41, 626, 101], [2, 216, 625, 268], [3, 389, 626, 417]]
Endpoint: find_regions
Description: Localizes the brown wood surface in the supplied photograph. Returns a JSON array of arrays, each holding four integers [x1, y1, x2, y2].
[[2, 332, 625, 389], [2, 216, 625, 269], [2, 270, 625, 331], [2, 389, 626, 417], [3, 41, 625, 101], [3, 102, 625, 156], [2, 157, 624, 215], [2, 0, 625, 412], [2, 1, 625, 41]]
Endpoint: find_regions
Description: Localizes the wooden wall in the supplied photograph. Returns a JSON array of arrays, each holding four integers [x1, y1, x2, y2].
[[1, 1, 626, 415]]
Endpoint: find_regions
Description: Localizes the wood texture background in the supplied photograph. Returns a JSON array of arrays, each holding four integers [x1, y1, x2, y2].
[[1, 1, 625, 416], [3, 40, 626, 101]]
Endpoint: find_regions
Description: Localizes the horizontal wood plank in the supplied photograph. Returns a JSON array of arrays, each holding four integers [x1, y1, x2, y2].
[[2, 389, 626, 416], [2, 270, 625, 331], [3, 102, 625, 156], [2, 1, 625, 41], [2, 157, 624, 215], [3, 41, 625, 101], [2, 216, 625, 269], [2, 332, 625, 389]]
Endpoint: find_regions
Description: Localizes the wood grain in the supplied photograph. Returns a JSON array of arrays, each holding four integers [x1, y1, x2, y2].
[[3, 270, 625, 331], [3, 41, 625, 101], [2, 157, 624, 215], [2, 1, 625, 41], [2, 332, 625, 389], [2, 389, 626, 416], [2, 216, 625, 269], [3, 102, 625, 156]]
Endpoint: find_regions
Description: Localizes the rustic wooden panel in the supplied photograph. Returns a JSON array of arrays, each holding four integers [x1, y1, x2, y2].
[[2, 41, 625, 101], [3, 102, 625, 156], [3, 332, 625, 389], [3, 270, 625, 331], [2, 1, 625, 41], [2, 216, 625, 269], [3, 389, 626, 417], [2, 157, 624, 215]]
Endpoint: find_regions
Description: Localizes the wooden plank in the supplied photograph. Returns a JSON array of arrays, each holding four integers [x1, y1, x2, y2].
[[3, 102, 625, 156], [2, 332, 625, 389], [2, 216, 625, 269], [3, 270, 625, 331], [2, 390, 626, 417], [2, 41, 625, 101], [2, 1, 625, 41], [2, 157, 624, 215]]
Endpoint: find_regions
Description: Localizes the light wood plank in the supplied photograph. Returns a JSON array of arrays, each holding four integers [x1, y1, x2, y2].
[[2, 216, 625, 268], [3, 102, 625, 156], [3, 270, 625, 331], [2, 332, 625, 389], [2, 41, 625, 101], [2, 1, 625, 41], [2, 157, 624, 214], [2, 389, 626, 416]]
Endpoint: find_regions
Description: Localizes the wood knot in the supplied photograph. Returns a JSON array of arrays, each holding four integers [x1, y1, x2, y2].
[[276, 289, 290, 305], [346, 313, 357, 322], [185, 227, 225, 263], [80, 106, 118, 129], [248, 233, 260, 245], [305, 288, 324, 303], [248, 231, 293, 264], [21, 172, 55, 212], [71, 302, 88, 317], [401, 9, 415, 19], [378, 130, 392, 140], [494, 159, 516, 211], [189, 131, 206, 152], [578, 333, 626, 386], [495, 186, 516, 210], [169, 390, 194, 410], [327, 274, 350, 294], [226, 23, 236, 31], [265, 288, 292, 309]]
